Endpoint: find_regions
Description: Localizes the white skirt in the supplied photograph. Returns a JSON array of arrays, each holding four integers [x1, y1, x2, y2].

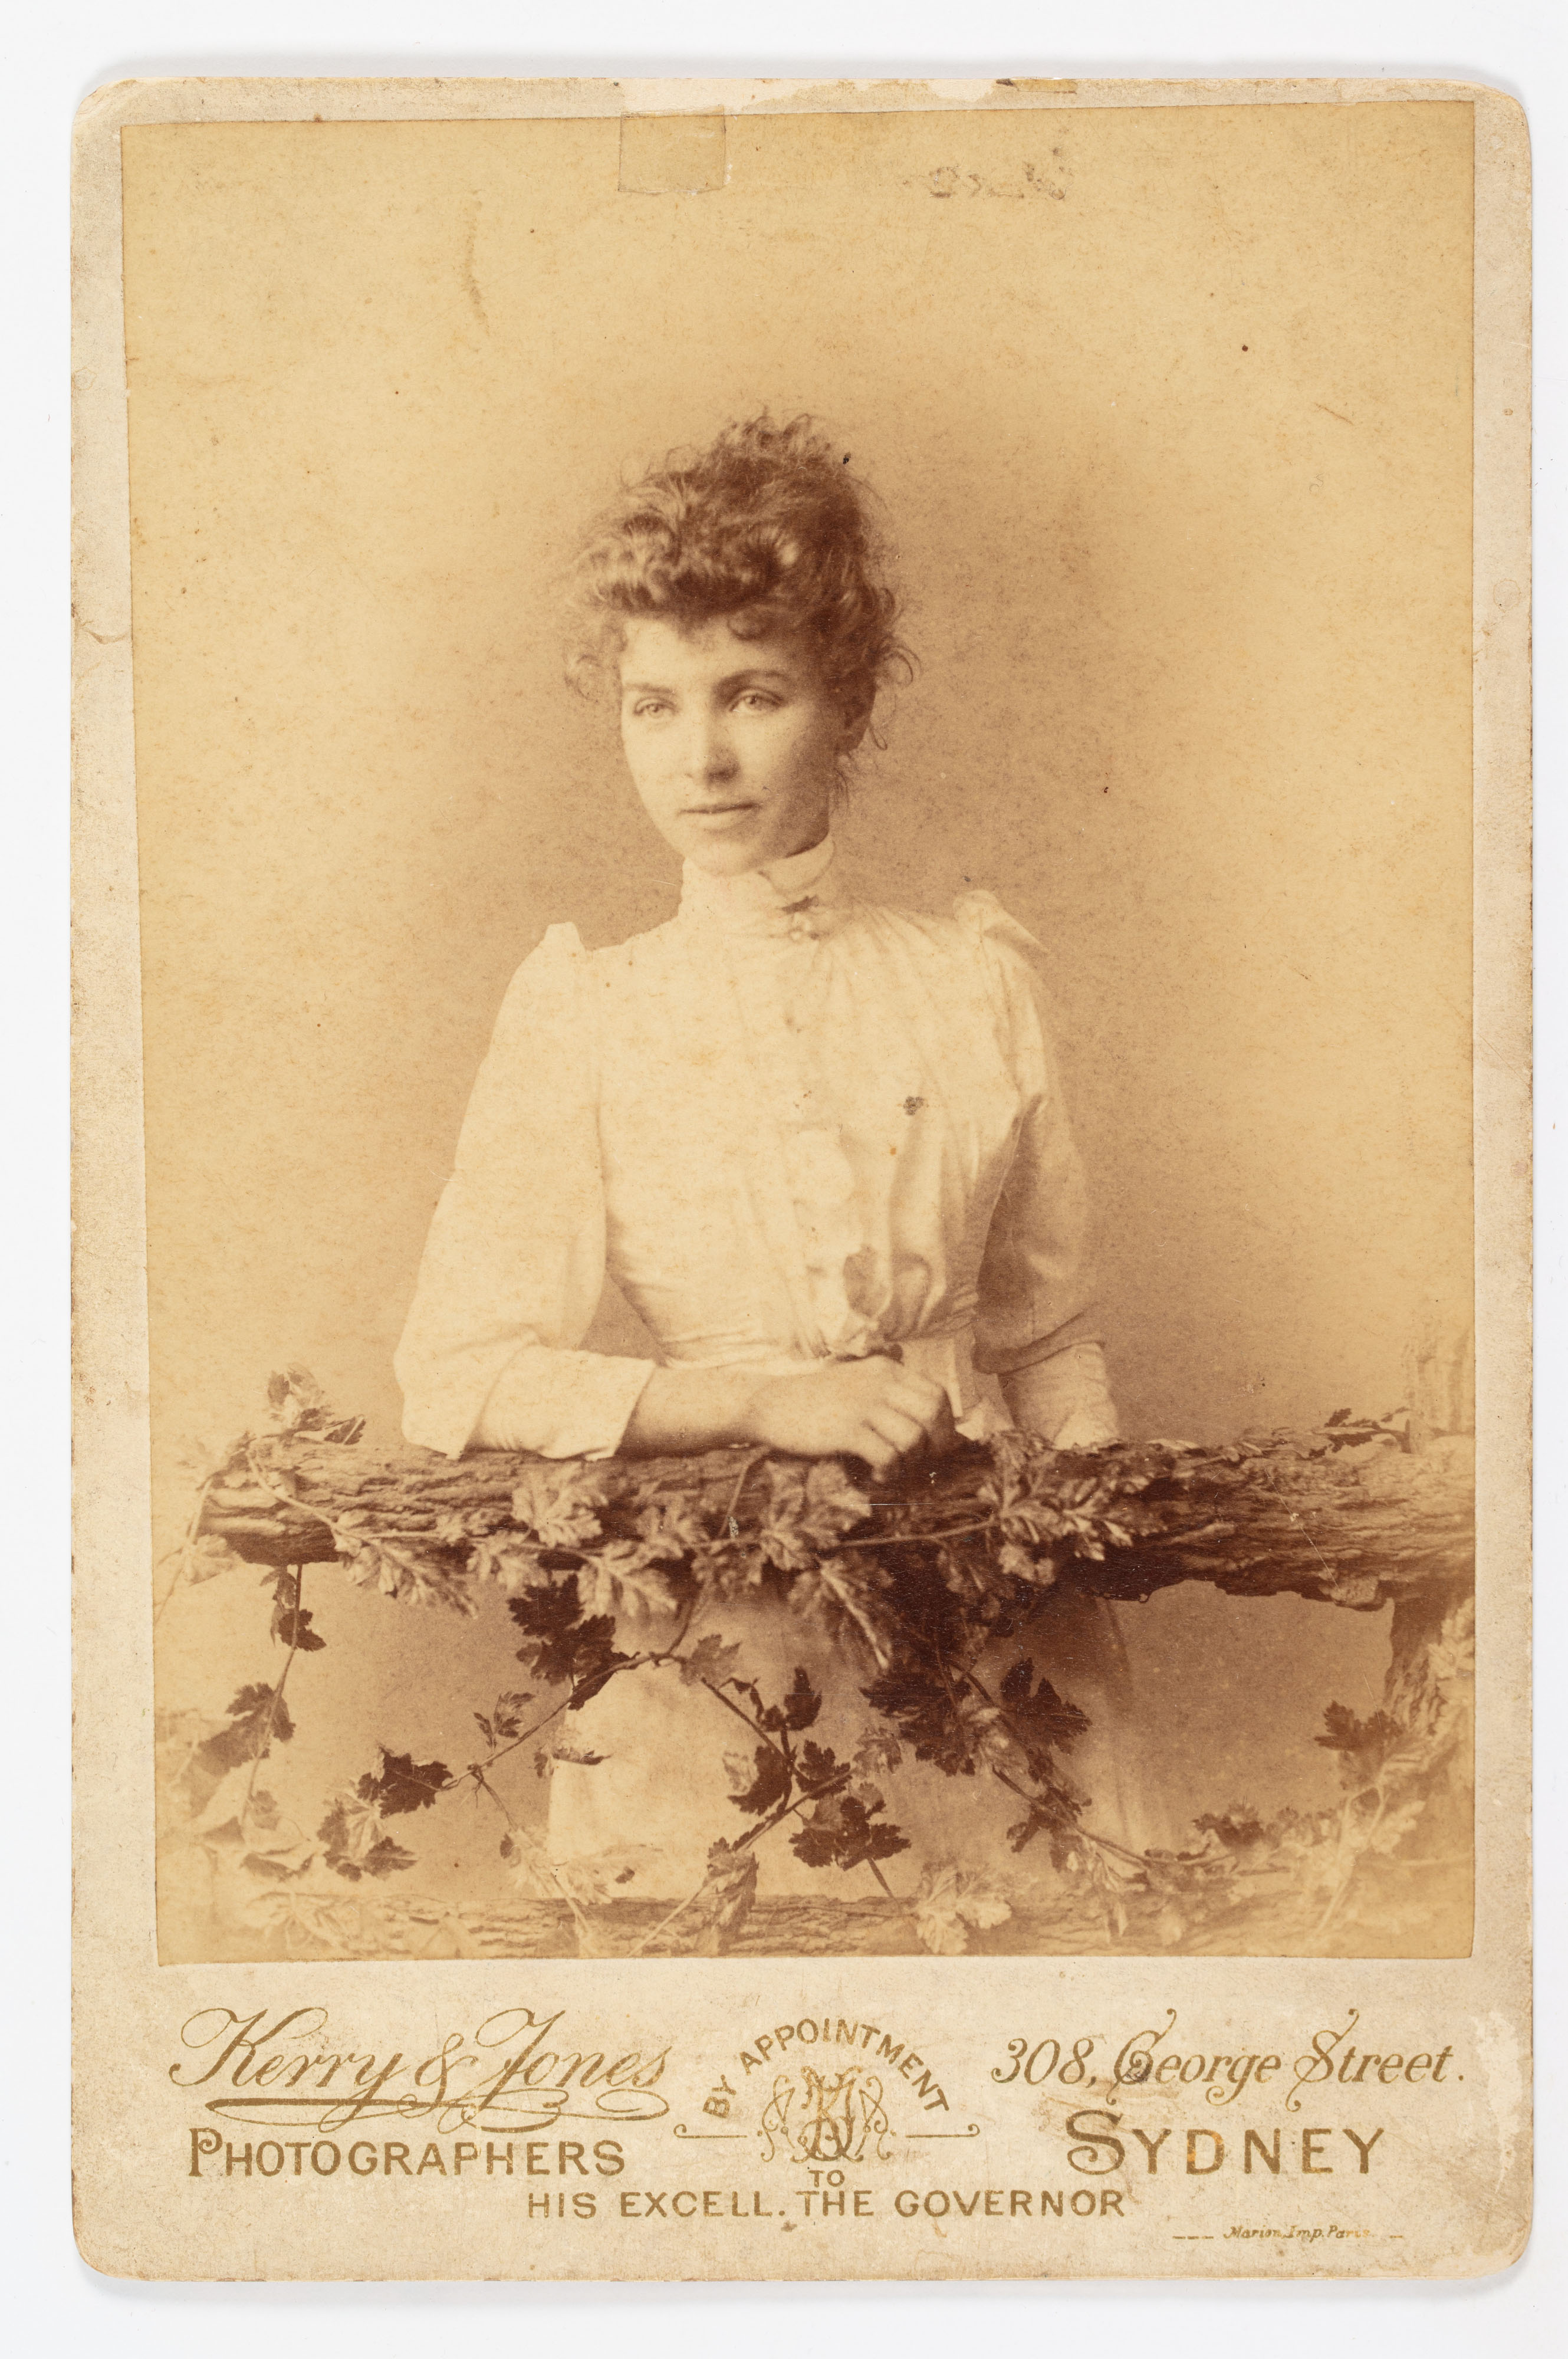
[[544, 1583, 1175, 1904]]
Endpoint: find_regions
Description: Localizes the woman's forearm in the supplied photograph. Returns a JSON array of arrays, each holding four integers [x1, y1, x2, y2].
[[619, 1363, 767, 1456], [623, 1355, 956, 1472], [470, 1352, 758, 1460]]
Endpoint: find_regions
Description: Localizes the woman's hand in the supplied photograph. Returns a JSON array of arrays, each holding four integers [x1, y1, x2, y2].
[[620, 1355, 956, 1471], [742, 1356, 956, 1476]]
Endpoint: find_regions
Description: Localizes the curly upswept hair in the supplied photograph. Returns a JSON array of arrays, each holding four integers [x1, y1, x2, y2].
[[565, 413, 914, 723]]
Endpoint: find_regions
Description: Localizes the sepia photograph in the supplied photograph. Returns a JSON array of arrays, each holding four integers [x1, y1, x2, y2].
[[65, 57, 1537, 2285], [119, 91, 1489, 1970]]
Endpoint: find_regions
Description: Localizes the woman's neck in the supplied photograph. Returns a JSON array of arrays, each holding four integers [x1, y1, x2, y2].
[[677, 836, 841, 933], [755, 832, 835, 894]]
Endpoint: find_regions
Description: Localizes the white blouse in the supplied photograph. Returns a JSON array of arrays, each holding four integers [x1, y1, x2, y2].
[[396, 837, 1104, 1460]]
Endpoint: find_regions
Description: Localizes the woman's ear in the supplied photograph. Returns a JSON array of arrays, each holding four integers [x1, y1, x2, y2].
[[837, 686, 876, 754]]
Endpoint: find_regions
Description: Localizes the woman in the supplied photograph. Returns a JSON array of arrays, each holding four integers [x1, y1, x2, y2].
[[396, 416, 1159, 1902]]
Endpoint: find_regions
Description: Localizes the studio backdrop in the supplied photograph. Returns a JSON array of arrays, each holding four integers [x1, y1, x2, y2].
[[120, 100, 1473, 1946]]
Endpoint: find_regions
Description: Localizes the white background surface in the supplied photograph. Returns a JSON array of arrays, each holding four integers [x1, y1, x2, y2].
[[5, 1, 1563, 2348]]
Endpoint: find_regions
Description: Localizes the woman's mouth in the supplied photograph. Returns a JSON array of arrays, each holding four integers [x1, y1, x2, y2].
[[682, 801, 758, 827]]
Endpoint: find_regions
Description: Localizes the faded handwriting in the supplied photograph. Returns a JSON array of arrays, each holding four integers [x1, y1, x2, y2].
[[913, 162, 1067, 202]]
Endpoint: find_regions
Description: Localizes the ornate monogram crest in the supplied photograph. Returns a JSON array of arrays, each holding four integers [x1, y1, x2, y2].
[[759, 2065, 895, 2164]]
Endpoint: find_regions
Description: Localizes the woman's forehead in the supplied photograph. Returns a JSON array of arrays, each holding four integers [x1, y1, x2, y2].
[[617, 612, 811, 682]]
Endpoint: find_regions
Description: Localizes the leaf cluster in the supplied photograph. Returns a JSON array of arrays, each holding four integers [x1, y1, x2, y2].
[[192, 1683, 294, 1785], [264, 1569, 326, 1652], [265, 1364, 366, 1446], [1316, 1703, 1403, 1775], [356, 1747, 452, 1815], [507, 1576, 630, 1706], [754, 1460, 871, 1571], [317, 1790, 417, 1881], [706, 1661, 910, 1877], [473, 1689, 535, 1749], [912, 1862, 1015, 1955]]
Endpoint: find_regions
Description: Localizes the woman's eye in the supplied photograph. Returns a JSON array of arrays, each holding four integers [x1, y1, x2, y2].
[[734, 691, 781, 712], [630, 699, 671, 719]]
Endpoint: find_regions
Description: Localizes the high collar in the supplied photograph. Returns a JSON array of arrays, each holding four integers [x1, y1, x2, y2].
[[676, 836, 847, 939]]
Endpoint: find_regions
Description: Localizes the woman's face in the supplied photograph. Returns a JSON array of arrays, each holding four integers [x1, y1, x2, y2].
[[617, 615, 862, 875]]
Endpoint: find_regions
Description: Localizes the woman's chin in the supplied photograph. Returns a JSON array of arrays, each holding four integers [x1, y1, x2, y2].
[[675, 819, 833, 877], [673, 829, 770, 876]]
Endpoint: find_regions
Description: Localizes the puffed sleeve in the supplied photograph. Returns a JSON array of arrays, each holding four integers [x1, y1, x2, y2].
[[955, 891, 1107, 1379], [394, 924, 658, 1459]]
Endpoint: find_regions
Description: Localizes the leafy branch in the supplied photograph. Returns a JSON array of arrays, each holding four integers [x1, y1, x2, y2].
[[157, 1370, 1474, 1958]]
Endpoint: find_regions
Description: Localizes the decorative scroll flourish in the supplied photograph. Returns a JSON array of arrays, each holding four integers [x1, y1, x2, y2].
[[156, 1368, 1474, 1962]]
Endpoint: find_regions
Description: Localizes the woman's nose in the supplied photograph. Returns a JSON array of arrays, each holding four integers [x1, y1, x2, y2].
[[683, 715, 738, 781]]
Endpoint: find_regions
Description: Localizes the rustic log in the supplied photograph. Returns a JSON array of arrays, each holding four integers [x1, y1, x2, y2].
[[198, 1425, 1473, 1620]]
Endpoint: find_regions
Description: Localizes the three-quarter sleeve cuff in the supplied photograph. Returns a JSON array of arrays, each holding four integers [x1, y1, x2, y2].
[[469, 1346, 659, 1460], [998, 1341, 1120, 1448]]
